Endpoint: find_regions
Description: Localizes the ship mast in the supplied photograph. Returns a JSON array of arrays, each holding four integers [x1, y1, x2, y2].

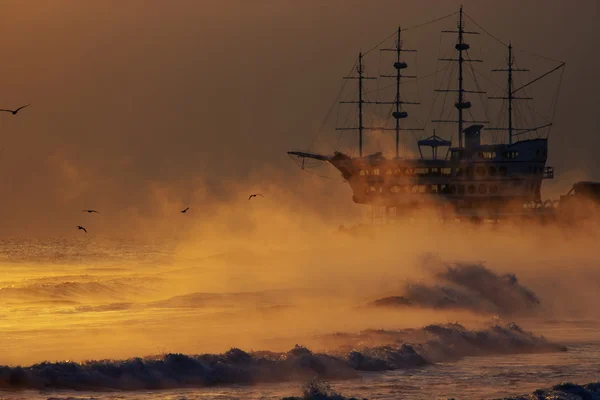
[[488, 42, 531, 144], [378, 26, 421, 158], [433, 6, 487, 148], [337, 53, 376, 157]]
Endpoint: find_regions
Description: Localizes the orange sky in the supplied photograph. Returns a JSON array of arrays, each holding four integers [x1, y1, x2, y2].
[[0, 0, 598, 235]]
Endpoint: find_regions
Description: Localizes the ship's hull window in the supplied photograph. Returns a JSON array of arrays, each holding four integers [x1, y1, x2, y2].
[[488, 166, 497, 176], [390, 186, 400, 193], [479, 151, 496, 159], [466, 167, 474, 177], [442, 168, 452, 176], [504, 151, 519, 159], [458, 185, 465, 195], [476, 166, 486, 176], [468, 185, 476, 194]]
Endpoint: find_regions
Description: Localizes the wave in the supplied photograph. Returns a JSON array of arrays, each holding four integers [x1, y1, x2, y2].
[[0, 275, 163, 304], [500, 381, 600, 399], [56, 302, 134, 314], [282, 379, 364, 400], [368, 263, 540, 316], [147, 291, 281, 309], [0, 323, 565, 390]]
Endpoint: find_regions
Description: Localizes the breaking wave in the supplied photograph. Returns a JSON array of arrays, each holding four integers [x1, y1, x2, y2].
[[368, 263, 540, 316], [501, 381, 600, 399], [0, 323, 565, 390]]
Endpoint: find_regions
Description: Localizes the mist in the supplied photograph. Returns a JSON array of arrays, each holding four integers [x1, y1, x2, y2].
[[0, 2, 599, 390], [0, 0, 598, 236]]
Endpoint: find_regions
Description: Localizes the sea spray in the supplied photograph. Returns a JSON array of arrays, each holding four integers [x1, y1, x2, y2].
[[0, 323, 565, 390]]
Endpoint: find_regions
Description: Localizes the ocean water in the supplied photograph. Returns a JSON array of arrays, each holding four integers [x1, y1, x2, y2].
[[0, 235, 598, 400]]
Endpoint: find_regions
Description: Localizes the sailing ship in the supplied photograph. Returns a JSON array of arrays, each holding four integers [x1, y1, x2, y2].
[[288, 7, 564, 218]]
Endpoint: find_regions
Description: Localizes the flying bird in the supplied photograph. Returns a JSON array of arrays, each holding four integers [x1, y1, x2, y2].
[[0, 104, 29, 115], [77, 226, 87, 233], [180, 207, 190, 213], [248, 193, 264, 200], [82, 209, 99, 214]]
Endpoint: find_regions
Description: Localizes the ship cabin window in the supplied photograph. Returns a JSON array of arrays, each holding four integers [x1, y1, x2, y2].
[[430, 185, 438, 193], [415, 167, 428, 176], [430, 168, 440, 176], [479, 151, 496, 159], [411, 185, 427, 194], [476, 166, 486, 177], [488, 166, 497, 176], [490, 185, 498, 194], [504, 151, 519, 159], [366, 186, 377, 194], [458, 185, 465, 195], [467, 184, 476, 194], [466, 167, 474, 177], [390, 186, 401, 193], [498, 166, 508, 176], [373, 168, 380, 176], [450, 185, 457, 194], [386, 169, 393, 175], [393, 168, 403, 176], [451, 150, 462, 160], [440, 184, 450, 194], [360, 170, 365, 176], [405, 168, 414, 175], [441, 168, 452, 176], [455, 167, 464, 177], [479, 184, 487, 194]]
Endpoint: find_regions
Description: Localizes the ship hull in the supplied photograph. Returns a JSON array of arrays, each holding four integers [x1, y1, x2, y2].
[[328, 138, 551, 214]]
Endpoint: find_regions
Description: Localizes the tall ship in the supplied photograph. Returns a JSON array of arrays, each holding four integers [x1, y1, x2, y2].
[[288, 7, 566, 219]]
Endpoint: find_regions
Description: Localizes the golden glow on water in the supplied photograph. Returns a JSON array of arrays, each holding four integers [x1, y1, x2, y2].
[[1, 190, 599, 366]]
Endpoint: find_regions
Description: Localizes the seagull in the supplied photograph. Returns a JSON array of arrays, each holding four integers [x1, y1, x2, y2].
[[248, 193, 264, 200], [82, 209, 99, 214], [0, 104, 29, 115], [180, 207, 190, 213], [77, 225, 87, 233]]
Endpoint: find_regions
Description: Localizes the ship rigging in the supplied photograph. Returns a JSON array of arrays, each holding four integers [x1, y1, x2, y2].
[[288, 7, 565, 218]]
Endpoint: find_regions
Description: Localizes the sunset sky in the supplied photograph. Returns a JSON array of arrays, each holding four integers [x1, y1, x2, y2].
[[0, 0, 598, 235]]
